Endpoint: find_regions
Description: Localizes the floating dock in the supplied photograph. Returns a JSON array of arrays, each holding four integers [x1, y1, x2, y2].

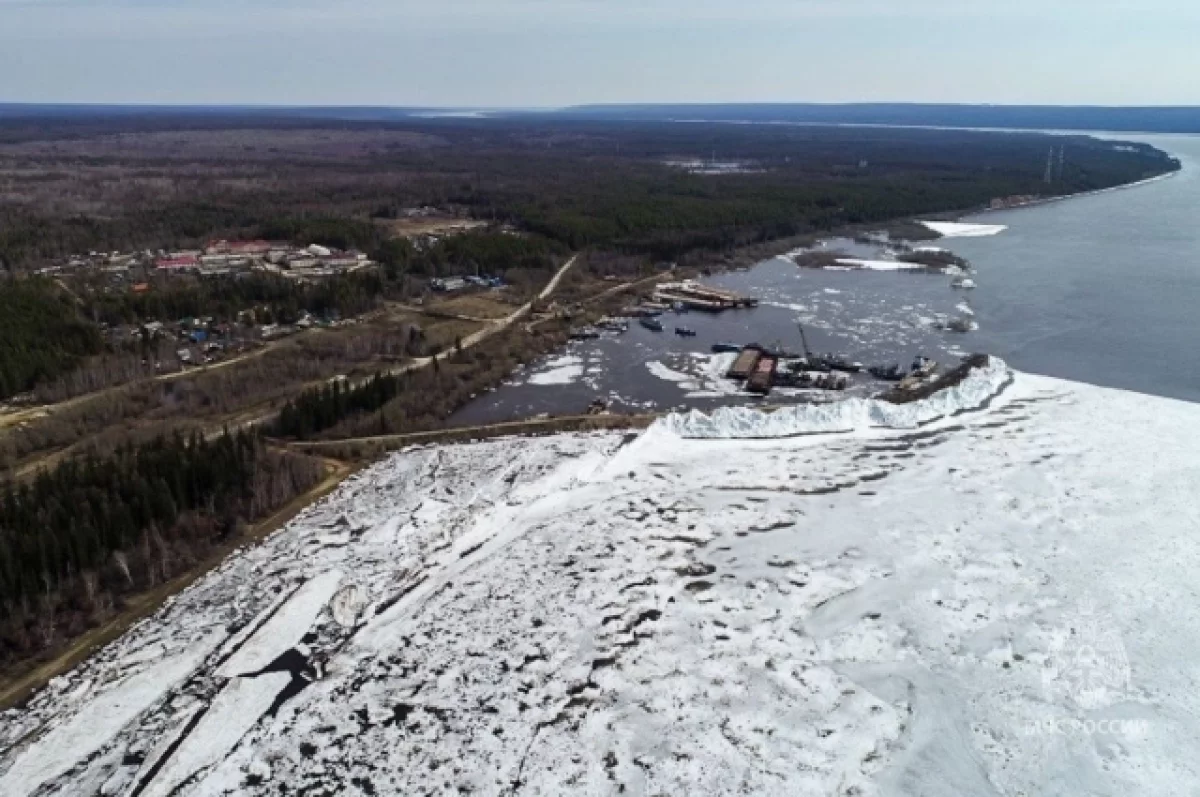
[[746, 357, 777, 394], [726, 347, 763, 379]]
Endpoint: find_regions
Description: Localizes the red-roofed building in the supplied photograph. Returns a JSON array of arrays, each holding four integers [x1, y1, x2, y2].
[[228, 240, 273, 255], [205, 240, 274, 256], [156, 255, 199, 271]]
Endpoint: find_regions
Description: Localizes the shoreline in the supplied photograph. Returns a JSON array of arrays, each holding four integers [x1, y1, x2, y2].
[[972, 168, 1180, 216], [0, 163, 1176, 707]]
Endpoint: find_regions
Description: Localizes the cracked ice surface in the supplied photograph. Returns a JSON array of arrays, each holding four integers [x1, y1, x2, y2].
[[3, 365, 1200, 795]]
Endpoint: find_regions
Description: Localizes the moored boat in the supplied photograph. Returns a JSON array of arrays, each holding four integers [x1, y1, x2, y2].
[[810, 354, 863, 373], [910, 356, 938, 378], [868, 364, 906, 381]]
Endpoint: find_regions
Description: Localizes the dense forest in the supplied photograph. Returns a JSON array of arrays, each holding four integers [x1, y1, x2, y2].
[[273, 372, 405, 439], [0, 431, 323, 666], [0, 116, 1178, 270], [0, 278, 104, 399], [88, 270, 387, 327]]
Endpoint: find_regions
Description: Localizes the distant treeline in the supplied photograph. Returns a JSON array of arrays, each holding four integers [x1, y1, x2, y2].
[[0, 118, 1177, 271], [558, 103, 1200, 135], [372, 228, 566, 279], [88, 270, 386, 327], [0, 431, 323, 666]]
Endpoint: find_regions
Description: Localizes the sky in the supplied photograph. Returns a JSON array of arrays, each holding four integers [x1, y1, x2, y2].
[[1, 0, 1197, 107]]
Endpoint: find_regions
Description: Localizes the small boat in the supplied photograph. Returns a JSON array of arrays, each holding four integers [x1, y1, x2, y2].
[[569, 329, 600, 340], [810, 354, 863, 373], [951, 277, 977, 290], [711, 342, 742, 353], [910, 356, 938, 378], [596, 317, 630, 332], [812, 372, 849, 391], [675, 326, 696, 337], [640, 317, 664, 332], [775, 367, 848, 391], [868, 364, 906, 382], [938, 317, 975, 333], [790, 357, 830, 373]]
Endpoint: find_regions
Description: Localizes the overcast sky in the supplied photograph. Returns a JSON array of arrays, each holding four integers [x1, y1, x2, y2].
[[1, 0, 1196, 107]]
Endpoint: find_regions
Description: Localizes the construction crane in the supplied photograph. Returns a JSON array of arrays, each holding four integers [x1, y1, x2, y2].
[[798, 322, 814, 360]]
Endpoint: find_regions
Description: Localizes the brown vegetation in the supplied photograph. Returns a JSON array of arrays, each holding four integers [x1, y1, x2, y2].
[[792, 250, 849, 269]]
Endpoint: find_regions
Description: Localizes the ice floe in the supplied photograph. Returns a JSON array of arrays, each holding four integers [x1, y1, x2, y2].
[[919, 221, 1008, 238], [835, 258, 927, 271], [216, 570, 342, 678], [656, 356, 1010, 438], [526, 354, 584, 386]]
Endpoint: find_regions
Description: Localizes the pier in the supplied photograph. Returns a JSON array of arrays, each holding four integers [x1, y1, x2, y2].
[[652, 281, 758, 312]]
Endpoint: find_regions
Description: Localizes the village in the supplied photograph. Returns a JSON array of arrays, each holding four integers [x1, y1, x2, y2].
[[35, 238, 377, 283]]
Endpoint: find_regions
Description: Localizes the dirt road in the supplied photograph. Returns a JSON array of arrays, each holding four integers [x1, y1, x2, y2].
[[1, 258, 579, 454], [288, 410, 658, 453]]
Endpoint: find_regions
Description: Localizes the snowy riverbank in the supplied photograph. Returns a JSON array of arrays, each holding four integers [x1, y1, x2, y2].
[[3, 363, 1200, 796]]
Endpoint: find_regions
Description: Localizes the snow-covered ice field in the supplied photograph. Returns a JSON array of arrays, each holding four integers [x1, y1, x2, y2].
[[3, 360, 1199, 796]]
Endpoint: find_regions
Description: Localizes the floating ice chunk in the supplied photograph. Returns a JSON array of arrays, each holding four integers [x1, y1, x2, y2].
[[835, 259, 926, 271], [919, 221, 1008, 238], [527, 355, 584, 386], [217, 570, 342, 678], [655, 357, 1010, 438]]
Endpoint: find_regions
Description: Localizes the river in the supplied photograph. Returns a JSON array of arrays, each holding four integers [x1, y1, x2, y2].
[[940, 133, 1200, 404], [453, 132, 1198, 424]]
